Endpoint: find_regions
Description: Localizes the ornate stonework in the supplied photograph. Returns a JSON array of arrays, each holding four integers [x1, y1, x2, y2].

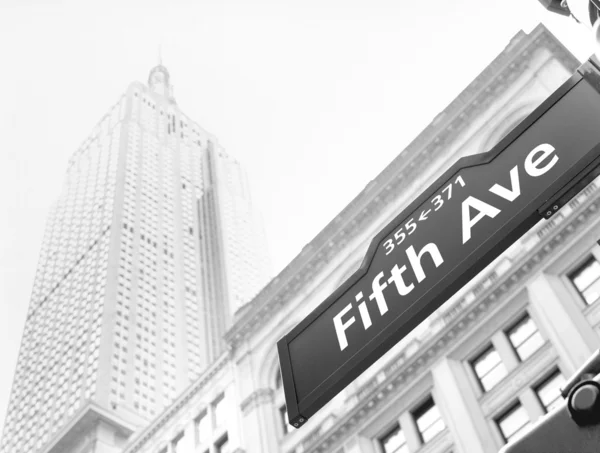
[[224, 25, 582, 353], [240, 389, 275, 415]]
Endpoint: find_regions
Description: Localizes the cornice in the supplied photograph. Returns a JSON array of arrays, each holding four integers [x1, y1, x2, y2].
[[296, 186, 600, 453], [224, 25, 581, 351]]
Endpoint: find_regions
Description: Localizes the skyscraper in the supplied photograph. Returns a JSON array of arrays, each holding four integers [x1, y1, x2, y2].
[[197, 143, 272, 358], [0, 64, 271, 453]]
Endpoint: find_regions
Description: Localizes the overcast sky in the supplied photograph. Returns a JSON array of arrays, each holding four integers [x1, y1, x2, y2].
[[0, 0, 595, 435]]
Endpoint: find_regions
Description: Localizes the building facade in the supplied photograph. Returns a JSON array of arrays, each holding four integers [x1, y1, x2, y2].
[[0, 65, 271, 453], [117, 24, 600, 453]]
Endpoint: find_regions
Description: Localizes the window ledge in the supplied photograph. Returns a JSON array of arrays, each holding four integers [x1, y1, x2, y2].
[[415, 429, 453, 453]]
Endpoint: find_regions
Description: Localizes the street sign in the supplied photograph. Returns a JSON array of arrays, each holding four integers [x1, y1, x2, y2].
[[277, 58, 600, 429]]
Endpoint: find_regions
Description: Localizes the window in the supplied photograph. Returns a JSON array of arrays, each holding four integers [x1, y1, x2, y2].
[[413, 397, 445, 443], [274, 368, 294, 435], [506, 314, 544, 361], [471, 345, 507, 391], [195, 411, 210, 446], [172, 430, 194, 453], [213, 393, 229, 429], [379, 423, 408, 453], [535, 369, 566, 413], [496, 402, 530, 443], [569, 257, 600, 305], [279, 404, 290, 435], [171, 432, 184, 453], [215, 434, 229, 453]]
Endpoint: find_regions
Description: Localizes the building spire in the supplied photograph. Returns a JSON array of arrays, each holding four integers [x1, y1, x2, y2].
[[148, 47, 175, 104]]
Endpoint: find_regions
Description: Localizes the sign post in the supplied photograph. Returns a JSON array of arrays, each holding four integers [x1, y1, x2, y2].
[[277, 58, 600, 429]]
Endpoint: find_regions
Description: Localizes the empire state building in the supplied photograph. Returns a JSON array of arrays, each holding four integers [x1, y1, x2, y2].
[[0, 64, 271, 453]]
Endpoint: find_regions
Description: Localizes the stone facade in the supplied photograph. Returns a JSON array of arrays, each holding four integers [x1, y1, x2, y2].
[[119, 24, 595, 453]]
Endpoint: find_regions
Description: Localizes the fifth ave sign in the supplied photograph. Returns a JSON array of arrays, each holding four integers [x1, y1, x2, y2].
[[278, 59, 600, 429]]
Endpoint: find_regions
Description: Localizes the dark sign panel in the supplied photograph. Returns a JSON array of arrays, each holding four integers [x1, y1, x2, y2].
[[278, 59, 600, 428]]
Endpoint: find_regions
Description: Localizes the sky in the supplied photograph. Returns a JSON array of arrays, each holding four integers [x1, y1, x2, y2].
[[0, 0, 596, 436]]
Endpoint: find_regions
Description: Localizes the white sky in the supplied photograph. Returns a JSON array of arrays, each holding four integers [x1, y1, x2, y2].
[[0, 0, 595, 435]]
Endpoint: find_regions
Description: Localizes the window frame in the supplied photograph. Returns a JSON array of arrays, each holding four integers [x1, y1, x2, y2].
[[214, 433, 229, 453], [568, 255, 600, 306], [194, 409, 210, 447], [470, 344, 507, 392], [275, 368, 293, 437], [171, 431, 185, 453], [495, 401, 530, 444], [378, 422, 408, 453], [534, 367, 566, 414], [412, 396, 445, 444], [212, 392, 227, 430], [505, 313, 544, 362], [279, 404, 290, 435]]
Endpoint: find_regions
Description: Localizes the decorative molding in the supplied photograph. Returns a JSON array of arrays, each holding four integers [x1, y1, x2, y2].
[[239, 388, 275, 415], [223, 26, 582, 352]]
